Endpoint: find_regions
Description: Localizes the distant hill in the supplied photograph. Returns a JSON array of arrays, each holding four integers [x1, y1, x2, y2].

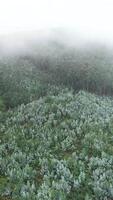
[[0, 28, 113, 109]]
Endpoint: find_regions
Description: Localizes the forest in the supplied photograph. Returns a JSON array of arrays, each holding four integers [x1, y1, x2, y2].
[[1, 33, 113, 199]]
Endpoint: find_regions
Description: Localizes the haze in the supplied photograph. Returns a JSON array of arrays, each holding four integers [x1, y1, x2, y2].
[[0, 0, 113, 43]]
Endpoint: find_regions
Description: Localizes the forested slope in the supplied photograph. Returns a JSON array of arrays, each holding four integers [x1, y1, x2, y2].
[[1, 89, 113, 199], [1, 33, 113, 199]]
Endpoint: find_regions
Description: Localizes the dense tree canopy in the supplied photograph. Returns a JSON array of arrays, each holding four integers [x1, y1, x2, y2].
[[1, 38, 113, 199]]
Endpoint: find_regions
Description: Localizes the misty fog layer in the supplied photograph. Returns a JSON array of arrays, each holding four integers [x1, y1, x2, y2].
[[0, 0, 113, 44], [0, 28, 113, 56], [0, 28, 113, 109]]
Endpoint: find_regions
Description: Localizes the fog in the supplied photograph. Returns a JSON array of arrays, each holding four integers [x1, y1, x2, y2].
[[0, 0, 113, 54]]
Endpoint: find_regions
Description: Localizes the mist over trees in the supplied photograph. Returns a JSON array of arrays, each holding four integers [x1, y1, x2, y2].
[[0, 30, 113, 109], [1, 30, 113, 200]]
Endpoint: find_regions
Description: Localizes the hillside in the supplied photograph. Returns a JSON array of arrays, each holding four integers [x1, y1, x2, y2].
[[1, 31, 113, 199], [1, 89, 113, 199]]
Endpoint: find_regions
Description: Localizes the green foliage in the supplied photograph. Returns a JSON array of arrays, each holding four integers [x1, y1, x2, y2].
[[22, 43, 113, 96], [1, 44, 113, 199], [0, 97, 5, 111], [1, 89, 113, 199], [0, 60, 49, 108], [1, 44, 113, 110]]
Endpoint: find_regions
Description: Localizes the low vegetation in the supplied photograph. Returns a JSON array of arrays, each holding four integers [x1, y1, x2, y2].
[[1, 39, 113, 199]]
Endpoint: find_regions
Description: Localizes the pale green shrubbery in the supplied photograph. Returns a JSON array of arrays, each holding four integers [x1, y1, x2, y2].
[[1, 89, 113, 199]]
